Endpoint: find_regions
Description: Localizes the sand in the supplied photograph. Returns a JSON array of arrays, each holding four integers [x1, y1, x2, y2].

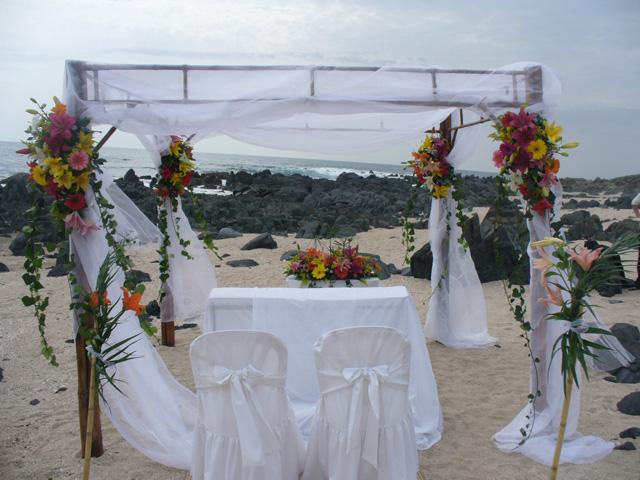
[[1, 206, 639, 479]]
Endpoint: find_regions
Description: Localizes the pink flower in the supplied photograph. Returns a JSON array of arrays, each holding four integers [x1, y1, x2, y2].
[[68, 151, 89, 171], [64, 192, 86, 211], [539, 172, 559, 188], [499, 142, 515, 157], [334, 259, 351, 280], [64, 212, 99, 236], [49, 113, 76, 140], [290, 261, 301, 272], [532, 247, 554, 287], [493, 150, 505, 168], [567, 246, 603, 272], [539, 285, 563, 308]]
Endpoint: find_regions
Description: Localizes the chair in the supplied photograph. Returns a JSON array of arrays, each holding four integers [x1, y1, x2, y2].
[[189, 330, 304, 480], [303, 326, 418, 480]]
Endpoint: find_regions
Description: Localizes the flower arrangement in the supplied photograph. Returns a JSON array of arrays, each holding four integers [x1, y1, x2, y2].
[[285, 241, 380, 286], [490, 107, 578, 216], [18, 97, 98, 234], [530, 233, 640, 477], [407, 134, 454, 199], [152, 136, 195, 199]]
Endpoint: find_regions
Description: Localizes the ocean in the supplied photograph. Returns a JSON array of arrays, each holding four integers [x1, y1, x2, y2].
[[0, 140, 491, 182]]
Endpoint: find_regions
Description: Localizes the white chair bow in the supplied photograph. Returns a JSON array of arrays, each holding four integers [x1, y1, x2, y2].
[[197, 364, 282, 466]]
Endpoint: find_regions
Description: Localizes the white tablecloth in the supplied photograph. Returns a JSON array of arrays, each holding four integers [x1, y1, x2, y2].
[[204, 286, 443, 449]]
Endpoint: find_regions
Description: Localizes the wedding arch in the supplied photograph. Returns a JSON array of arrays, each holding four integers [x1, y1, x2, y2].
[[54, 59, 613, 470]]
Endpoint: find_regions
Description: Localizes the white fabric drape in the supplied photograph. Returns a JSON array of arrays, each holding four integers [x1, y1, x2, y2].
[[492, 211, 631, 465], [137, 135, 216, 325], [424, 118, 496, 348]]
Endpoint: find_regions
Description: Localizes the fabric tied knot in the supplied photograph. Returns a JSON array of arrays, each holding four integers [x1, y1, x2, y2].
[[201, 364, 280, 467], [569, 318, 589, 334], [341, 364, 391, 469], [86, 344, 115, 367]]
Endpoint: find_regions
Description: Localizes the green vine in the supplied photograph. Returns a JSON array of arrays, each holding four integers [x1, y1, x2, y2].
[[189, 191, 222, 260]]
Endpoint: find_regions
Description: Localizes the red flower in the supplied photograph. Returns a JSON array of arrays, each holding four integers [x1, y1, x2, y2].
[[518, 184, 529, 197], [182, 171, 193, 186], [155, 187, 170, 198], [334, 260, 350, 279], [160, 166, 172, 180], [531, 198, 553, 215], [43, 179, 60, 198], [64, 192, 86, 211], [16, 148, 32, 155]]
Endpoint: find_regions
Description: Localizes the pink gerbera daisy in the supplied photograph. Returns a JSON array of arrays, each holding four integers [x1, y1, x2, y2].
[[68, 151, 89, 171]]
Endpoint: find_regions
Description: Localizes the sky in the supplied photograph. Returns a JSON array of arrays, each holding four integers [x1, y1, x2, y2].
[[1, 0, 639, 178]]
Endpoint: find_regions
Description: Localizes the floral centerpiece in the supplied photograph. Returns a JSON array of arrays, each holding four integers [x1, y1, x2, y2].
[[490, 107, 578, 216], [285, 241, 381, 287], [18, 97, 98, 235]]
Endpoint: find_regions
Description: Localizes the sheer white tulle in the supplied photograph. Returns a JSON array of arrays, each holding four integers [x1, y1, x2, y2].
[[304, 327, 418, 480], [60, 61, 565, 469], [424, 115, 496, 348], [189, 331, 304, 479], [137, 134, 216, 324], [493, 211, 632, 465]]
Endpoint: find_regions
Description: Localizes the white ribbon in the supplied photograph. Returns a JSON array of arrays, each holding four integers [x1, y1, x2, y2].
[[197, 364, 281, 466], [341, 364, 391, 469], [86, 344, 115, 367]]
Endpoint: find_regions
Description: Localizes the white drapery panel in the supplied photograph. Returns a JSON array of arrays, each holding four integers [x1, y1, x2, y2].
[[136, 135, 216, 325], [493, 212, 631, 465], [424, 117, 496, 348]]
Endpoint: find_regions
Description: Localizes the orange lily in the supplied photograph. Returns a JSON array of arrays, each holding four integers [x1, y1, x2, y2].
[[51, 103, 67, 115], [121, 287, 145, 315], [88, 291, 110, 309]]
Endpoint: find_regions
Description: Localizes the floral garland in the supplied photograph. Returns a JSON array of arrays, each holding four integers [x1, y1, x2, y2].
[[150, 136, 219, 304], [18, 98, 153, 364], [285, 240, 380, 286], [403, 133, 468, 262], [490, 107, 577, 217]]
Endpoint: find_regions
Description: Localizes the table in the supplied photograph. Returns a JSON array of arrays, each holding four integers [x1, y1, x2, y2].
[[203, 286, 443, 449]]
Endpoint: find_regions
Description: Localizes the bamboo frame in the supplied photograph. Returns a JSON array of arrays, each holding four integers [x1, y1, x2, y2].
[[549, 375, 574, 480]]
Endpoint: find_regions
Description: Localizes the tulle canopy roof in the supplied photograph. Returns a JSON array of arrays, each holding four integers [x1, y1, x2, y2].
[[64, 60, 561, 154]]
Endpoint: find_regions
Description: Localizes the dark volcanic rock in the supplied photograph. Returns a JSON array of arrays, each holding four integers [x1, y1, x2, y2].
[[605, 219, 640, 241], [620, 427, 640, 439], [296, 220, 321, 239], [280, 250, 298, 261], [607, 323, 640, 383], [47, 255, 69, 277], [618, 392, 640, 415], [226, 259, 259, 268], [9, 233, 28, 256], [0, 263, 8, 272], [361, 253, 394, 280], [125, 269, 152, 284], [560, 210, 605, 241], [241, 233, 277, 250], [410, 243, 433, 279], [146, 300, 160, 317], [218, 227, 242, 239], [613, 441, 636, 451]]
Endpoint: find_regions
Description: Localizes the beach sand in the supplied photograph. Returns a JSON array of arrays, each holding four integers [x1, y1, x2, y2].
[[1, 206, 639, 479]]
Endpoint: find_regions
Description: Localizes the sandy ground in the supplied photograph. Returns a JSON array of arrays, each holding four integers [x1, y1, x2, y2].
[[1, 206, 639, 479]]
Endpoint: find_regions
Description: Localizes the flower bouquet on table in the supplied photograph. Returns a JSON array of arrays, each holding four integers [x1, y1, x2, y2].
[[531, 233, 640, 478], [490, 107, 578, 216], [284, 240, 381, 287]]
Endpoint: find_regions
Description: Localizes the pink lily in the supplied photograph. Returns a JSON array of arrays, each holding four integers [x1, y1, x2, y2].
[[539, 284, 563, 308], [567, 246, 603, 272], [64, 212, 99, 236], [532, 248, 554, 287]]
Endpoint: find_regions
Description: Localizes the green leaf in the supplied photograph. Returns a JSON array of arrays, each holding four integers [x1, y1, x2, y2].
[[22, 296, 36, 306]]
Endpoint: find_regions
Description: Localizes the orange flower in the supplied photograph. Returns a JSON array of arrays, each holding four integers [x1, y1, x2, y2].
[[88, 291, 110, 309], [545, 158, 560, 174], [51, 103, 67, 115], [121, 287, 144, 315]]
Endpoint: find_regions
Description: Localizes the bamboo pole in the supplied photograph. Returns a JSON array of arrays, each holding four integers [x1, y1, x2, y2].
[[549, 375, 574, 480], [82, 355, 98, 480]]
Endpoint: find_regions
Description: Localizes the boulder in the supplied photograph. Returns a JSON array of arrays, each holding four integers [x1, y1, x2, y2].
[[226, 259, 259, 268], [620, 427, 640, 439], [280, 250, 298, 262], [47, 255, 69, 277], [123, 168, 139, 183], [125, 269, 152, 284], [606, 323, 640, 384], [0, 263, 8, 272], [296, 220, 321, 239], [145, 300, 160, 317], [410, 243, 433, 279], [240, 233, 277, 250], [605, 219, 640, 241], [9, 233, 27, 256], [618, 392, 640, 416], [560, 210, 605, 241], [218, 227, 243, 239], [361, 253, 393, 280]]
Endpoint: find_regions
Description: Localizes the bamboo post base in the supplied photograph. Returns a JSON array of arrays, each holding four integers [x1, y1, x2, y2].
[[82, 356, 98, 480], [161, 321, 175, 346], [549, 375, 574, 480], [75, 332, 104, 458]]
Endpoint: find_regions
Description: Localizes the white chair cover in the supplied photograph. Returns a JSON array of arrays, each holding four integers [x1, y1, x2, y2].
[[304, 326, 418, 480], [189, 331, 304, 480]]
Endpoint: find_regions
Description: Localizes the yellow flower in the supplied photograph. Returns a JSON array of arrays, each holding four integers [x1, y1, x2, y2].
[[179, 160, 194, 173], [77, 131, 94, 154], [420, 135, 433, 151], [170, 172, 183, 186], [31, 165, 47, 186], [44, 156, 61, 170], [530, 237, 565, 248], [169, 141, 182, 157], [545, 121, 563, 143], [74, 172, 90, 191], [527, 139, 548, 160], [54, 169, 74, 190], [311, 261, 326, 280], [432, 184, 449, 199]]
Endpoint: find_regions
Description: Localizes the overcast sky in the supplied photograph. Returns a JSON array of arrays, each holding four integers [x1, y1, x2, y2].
[[1, 0, 638, 178]]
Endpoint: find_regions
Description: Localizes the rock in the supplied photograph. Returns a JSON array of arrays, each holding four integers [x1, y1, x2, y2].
[[618, 392, 640, 415], [54, 386, 67, 394], [241, 233, 277, 250], [334, 226, 358, 238], [226, 259, 259, 268], [361, 253, 393, 280], [47, 254, 69, 278], [620, 427, 640, 439], [9, 233, 27, 256], [280, 250, 298, 261], [0, 263, 8, 272], [123, 168, 139, 183], [218, 227, 243, 239], [400, 267, 412, 276], [611, 323, 640, 363], [410, 243, 433, 279], [145, 300, 160, 317], [613, 441, 636, 451], [176, 323, 198, 330], [296, 220, 321, 239], [0, 367, 3, 382], [29, 399, 40, 406], [605, 219, 640, 241], [386, 263, 401, 275], [125, 269, 152, 284], [560, 210, 605, 241]]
